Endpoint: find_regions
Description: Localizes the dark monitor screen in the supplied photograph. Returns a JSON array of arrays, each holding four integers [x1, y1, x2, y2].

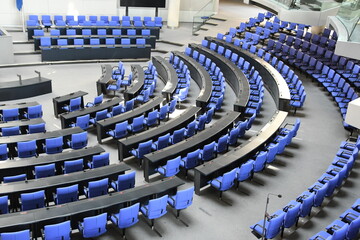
[[120, 0, 166, 8]]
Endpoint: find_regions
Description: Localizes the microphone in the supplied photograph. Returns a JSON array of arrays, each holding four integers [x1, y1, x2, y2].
[[278, 194, 282, 198]]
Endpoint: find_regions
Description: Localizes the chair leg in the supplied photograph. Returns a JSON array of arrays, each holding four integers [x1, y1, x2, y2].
[[151, 219, 155, 230], [122, 228, 126, 239], [176, 209, 180, 218]]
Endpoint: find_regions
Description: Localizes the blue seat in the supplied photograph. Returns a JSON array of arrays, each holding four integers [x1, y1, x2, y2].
[[90, 38, 100, 48], [158, 105, 169, 121], [152, 133, 170, 151], [111, 204, 140, 238], [20, 190, 45, 211], [67, 132, 88, 150], [122, 99, 135, 112], [250, 211, 286, 240], [40, 37, 51, 49], [144, 110, 159, 128], [236, 160, 254, 183], [282, 200, 301, 234], [1, 230, 30, 240], [86, 94, 103, 107], [63, 158, 83, 174], [200, 141, 216, 162], [43, 220, 71, 240], [62, 97, 81, 112], [140, 195, 168, 230], [34, 163, 55, 179], [205, 107, 215, 124], [111, 171, 136, 192], [216, 135, 229, 154], [338, 213, 360, 239], [55, 184, 78, 204], [2, 126, 20, 136], [17, 140, 37, 158], [136, 87, 150, 103], [1, 108, 19, 121], [0, 196, 8, 214], [50, 29, 60, 36], [3, 173, 26, 183], [228, 127, 240, 146], [57, 39, 68, 49], [89, 109, 108, 125], [127, 115, 145, 133], [168, 98, 177, 114], [130, 139, 152, 165], [24, 105, 42, 119], [169, 128, 186, 145], [157, 156, 181, 177], [41, 15, 52, 28], [168, 186, 194, 218], [209, 168, 237, 199], [121, 38, 131, 47], [74, 38, 84, 48], [136, 38, 146, 47], [107, 104, 123, 118], [310, 222, 349, 240], [43, 136, 63, 154], [87, 152, 110, 169], [78, 213, 108, 238], [180, 149, 201, 176], [107, 120, 128, 139], [84, 178, 108, 198], [70, 114, 90, 130], [0, 144, 7, 160], [253, 151, 267, 173]]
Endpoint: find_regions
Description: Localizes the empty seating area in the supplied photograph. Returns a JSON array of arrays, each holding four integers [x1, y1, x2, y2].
[[2, 1, 360, 239]]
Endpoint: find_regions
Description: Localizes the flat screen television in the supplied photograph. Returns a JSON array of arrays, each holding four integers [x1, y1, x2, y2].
[[120, 0, 166, 8]]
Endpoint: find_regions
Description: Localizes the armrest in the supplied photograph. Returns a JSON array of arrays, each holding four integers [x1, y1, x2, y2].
[[111, 213, 119, 224]]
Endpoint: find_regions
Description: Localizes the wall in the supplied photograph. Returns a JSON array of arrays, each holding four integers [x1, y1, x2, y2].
[[0, 0, 218, 27]]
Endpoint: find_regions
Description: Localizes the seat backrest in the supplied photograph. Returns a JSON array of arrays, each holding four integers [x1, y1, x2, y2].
[[332, 223, 349, 239], [266, 211, 286, 239], [94, 109, 108, 122], [217, 135, 228, 153], [1, 230, 30, 239], [3, 173, 26, 183], [82, 213, 108, 238], [172, 128, 185, 144], [114, 120, 128, 138], [0, 195, 8, 214], [173, 186, 195, 210], [266, 142, 279, 163], [21, 190, 45, 210], [92, 152, 110, 168], [254, 151, 267, 172], [35, 163, 55, 179], [117, 202, 140, 228], [2, 126, 20, 136], [146, 195, 168, 219], [202, 141, 216, 161], [219, 168, 237, 191], [283, 201, 301, 228], [88, 178, 108, 198], [70, 131, 88, 149], [347, 216, 360, 239], [313, 182, 328, 207], [45, 136, 63, 154], [17, 140, 37, 158], [64, 158, 83, 174], [125, 99, 134, 112], [116, 171, 136, 191], [44, 220, 71, 240], [163, 156, 181, 177], [237, 160, 254, 182], [75, 114, 90, 130], [228, 127, 240, 145], [69, 97, 81, 111], [138, 140, 152, 157], [56, 184, 78, 204], [156, 133, 170, 150], [183, 149, 201, 169], [132, 115, 145, 132], [2, 108, 19, 121]]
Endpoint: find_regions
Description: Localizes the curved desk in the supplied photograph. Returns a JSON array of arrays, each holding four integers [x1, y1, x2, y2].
[[0, 177, 183, 237], [0, 127, 83, 158], [205, 37, 291, 112], [194, 110, 288, 194], [60, 97, 122, 129], [124, 65, 145, 101], [143, 111, 241, 182], [96, 96, 165, 143], [152, 56, 178, 102], [117, 106, 202, 161], [0, 145, 105, 181], [0, 77, 52, 101], [53, 91, 88, 117], [172, 51, 213, 110], [189, 43, 250, 113], [97, 65, 113, 95]]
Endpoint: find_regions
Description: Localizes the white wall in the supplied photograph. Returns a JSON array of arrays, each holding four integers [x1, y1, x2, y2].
[[0, 0, 217, 27]]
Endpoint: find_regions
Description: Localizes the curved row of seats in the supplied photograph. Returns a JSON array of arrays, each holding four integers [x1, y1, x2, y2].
[[309, 198, 360, 240], [199, 40, 265, 116], [27, 15, 163, 28], [0, 131, 87, 160], [250, 136, 359, 239], [169, 55, 192, 104], [0, 104, 42, 122], [0, 185, 193, 239], [35, 28, 154, 38], [0, 122, 46, 137]]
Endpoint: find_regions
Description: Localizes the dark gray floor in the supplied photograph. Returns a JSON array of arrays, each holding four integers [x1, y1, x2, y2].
[[1, 0, 359, 239]]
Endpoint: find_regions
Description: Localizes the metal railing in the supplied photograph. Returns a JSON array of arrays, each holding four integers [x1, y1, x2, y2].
[[336, 0, 360, 42]]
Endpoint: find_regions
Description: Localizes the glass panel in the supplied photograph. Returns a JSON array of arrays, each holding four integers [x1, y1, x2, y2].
[[192, 0, 215, 35], [337, 0, 360, 42]]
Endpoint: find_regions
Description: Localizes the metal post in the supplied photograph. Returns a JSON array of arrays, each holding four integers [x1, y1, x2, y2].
[[17, 74, 22, 85], [261, 193, 282, 240], [35, 70, 41, 81], [155, 7, 159, 17]]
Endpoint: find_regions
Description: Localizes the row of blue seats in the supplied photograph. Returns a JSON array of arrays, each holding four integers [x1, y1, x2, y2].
[[266, 40, 359, 124], [0, 186, 194, 239], [0, 105, 42, 122], [27, 15, 162, 28], [201, 39, 265, 115], [106, 100, 177, 140], [250, 136, 359, 239], [208, 119, 299, 199], [0, 123, 46, 137], [169, 54, 192, 104], [129, 107, 215, 164], [185, 47, 226, 111], [310, 198, 360, 240], [34, 28, 153, 38], [0, 131, 87, 160], [278, 32, 336, 51], [40, 37, 147, 49]]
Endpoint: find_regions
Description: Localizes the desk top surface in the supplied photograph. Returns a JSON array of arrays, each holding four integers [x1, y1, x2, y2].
[[0, 102, 39, 111], [124, 65, 145, 95], [152, 56, 178, 94], [53, 91, 88, 103], [0, 118, 45, 129]]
